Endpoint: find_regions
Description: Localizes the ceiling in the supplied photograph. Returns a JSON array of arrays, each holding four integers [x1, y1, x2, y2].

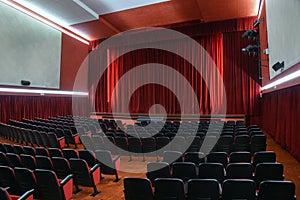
[[12, 0, 261, 41]]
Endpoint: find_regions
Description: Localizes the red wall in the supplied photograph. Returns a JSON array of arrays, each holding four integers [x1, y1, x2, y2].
[[60, 34, 89, 90]]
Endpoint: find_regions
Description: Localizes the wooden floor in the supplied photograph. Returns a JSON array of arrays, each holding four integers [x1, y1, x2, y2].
[[1, 134, 300, 199]]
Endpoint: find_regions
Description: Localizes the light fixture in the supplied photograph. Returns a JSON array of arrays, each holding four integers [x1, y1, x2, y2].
[[0, 0, 90, 45], [261, 69, 300, 90], [272, 61, 284, 72], [242, 45, 259, 53], [242, 30, 258, 40], [0, 87, 88, 96]]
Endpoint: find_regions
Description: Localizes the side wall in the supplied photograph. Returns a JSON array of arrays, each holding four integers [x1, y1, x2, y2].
[[0, 34, 89, 123]]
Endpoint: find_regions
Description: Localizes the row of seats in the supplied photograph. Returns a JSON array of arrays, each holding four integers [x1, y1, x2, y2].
[[146, 161, 284, 187], [124, 177, 296, 200], [162, 151, 277, 166], [80, 133, 266, 157], [0, 165, 74, 200], [0, 122, 79, 149], [0, 144, 120, 182]]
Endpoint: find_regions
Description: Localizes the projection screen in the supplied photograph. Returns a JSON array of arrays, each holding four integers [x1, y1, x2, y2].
[[0, 2, 62, 88]]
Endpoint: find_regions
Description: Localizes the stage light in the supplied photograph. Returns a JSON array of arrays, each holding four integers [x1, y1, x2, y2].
[[242, 30, 258, 40]]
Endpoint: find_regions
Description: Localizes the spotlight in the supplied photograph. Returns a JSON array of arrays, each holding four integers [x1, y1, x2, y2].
[[272, 61, 284, 72], [242, 30, 258, 40], [241, 45, 259, 53]]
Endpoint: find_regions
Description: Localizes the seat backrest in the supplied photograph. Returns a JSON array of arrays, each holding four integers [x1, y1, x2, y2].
[[0, 166, 21, 195], [6, 153, 22, 167], [52, 157, 72, 179], [0, 152, 8, 166], [170, 136, 186, 153], [69, 158, 93, 186], [187, 179, 220, 200], [222, 179, 256, 200], [124, 177, 154, 200], [162, 151, 183, 164], [217, 135, 234, 154], [172, 162, 197, 182], [146, 162, 171, 184], [20, 154, 37, 170], [35, 147, 49, 157], [95, 150, 114, 168], [128, 137, 142, 153], [258, 180, 296, 200], [47, 133, 60, 148], [39, 132, 51, 147], [48, 148, 63, 158], [226, 163, 253, 179], [253, 151, 276, 166], [23, 146, 36, 156], [78, 150, 96, 168], [62, 149, 79, 159], [35, 156, 54, 170], [184, 152, 206, 165], [251, 135, 266, 153], [207, 152, 228, 167], [229, 151, 252, 163], [14, 167, 39, 198], [255, 163, 284, 185], [141, 137, 156, 153], [13, 145, 25, 155], [34, 169, 64, 200], [154, 178, 185, 200], [198, 163, 225, 182]]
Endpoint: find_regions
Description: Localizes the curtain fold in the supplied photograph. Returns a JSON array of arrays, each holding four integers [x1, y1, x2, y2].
[[90, 30, 261, 116], [262, 85, 300, 162], [0, 95, 88, 123]]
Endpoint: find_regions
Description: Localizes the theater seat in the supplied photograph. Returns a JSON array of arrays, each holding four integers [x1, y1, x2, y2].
[[69, 158, 101, 196], [0, 187, 34, 200], [95, 150, 120, 182], [257, 180, 296, 200], [34, 169, 73, 200], [124, 177, 153, 200]]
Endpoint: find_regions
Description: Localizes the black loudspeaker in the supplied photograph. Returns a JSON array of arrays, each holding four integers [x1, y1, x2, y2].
[[21, 80, 31, 86], [272, 61, 284, 72]]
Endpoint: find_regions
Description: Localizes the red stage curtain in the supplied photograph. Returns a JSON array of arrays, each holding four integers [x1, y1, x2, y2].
[[223, 32, 261, 117], [262, 85, 300, 161], [88, 17, 261, 117], [0, 95, 88, 123]]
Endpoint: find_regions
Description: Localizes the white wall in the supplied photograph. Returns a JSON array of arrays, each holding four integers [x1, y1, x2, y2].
[[266, 0, 300, 79], [0, 2, 62, 88]]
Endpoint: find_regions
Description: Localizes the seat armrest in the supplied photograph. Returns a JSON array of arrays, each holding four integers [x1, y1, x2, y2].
[[90, 163, 100, 173], [58, 137, 65, 141], [18, 189, 34, 200], [60, 174, 73, 186], [59, 174, 73, 200], [112, 155, 120, 163]]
